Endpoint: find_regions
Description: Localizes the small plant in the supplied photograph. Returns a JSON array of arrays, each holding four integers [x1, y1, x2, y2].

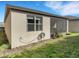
[[51, 32, 63, 39], [0, 44, 8, 51], [66, 33, 70, 35], [57, 33, 63, 38]]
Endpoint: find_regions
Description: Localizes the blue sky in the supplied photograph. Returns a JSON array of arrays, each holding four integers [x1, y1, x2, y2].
[[0, 1, 79, 22]]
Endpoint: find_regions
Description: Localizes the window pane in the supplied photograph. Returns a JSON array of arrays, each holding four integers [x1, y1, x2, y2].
[[36, 24, 39, 31], [36, 17, 42, 24], [36, 20, 40, 23], [40, 25, 42, 30], [36, 24, 42, 31], [40, 19, 42, 24], [27, 15, 34, 19], [36, 16, 42, 31], [27, 15, 34, 23], [36, 17, 41, 20], [27, 19, 34, 23], [28, 24, 34, 31]]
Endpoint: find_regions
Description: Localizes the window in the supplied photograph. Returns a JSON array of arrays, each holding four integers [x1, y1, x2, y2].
[[27, 15, 42, 31], [27, 16, 34, 31], [27, 16, 34, 23], [28, 24, 34, 31], [36, 17, 42, 31]]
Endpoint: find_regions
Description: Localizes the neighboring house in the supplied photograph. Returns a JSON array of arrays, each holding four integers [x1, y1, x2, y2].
[[69, 19, 79, 32], [0, 22, 4, 31], [5, 5, 78, 49], [64, 16, 79, 32]]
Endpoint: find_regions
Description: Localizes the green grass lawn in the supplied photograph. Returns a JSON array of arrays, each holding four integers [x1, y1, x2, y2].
[[3, 33, 79, 58], [0, 32, 9, 51]]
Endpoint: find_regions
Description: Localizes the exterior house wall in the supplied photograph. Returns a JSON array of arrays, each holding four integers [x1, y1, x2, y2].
[[11, 10, 50, 48], [69, 21, 79, 32], [4, 12, 11, 44]]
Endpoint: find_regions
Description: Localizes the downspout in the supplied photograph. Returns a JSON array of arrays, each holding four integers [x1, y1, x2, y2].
[[66, 19, 69, 34]]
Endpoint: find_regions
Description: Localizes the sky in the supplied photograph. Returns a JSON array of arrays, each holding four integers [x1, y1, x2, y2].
[[0, 1, 79, 22]]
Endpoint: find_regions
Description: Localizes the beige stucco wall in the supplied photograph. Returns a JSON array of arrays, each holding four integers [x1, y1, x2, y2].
[[4, 12, 11, 44], [11, 10, 50, 48], [69, 21, 79, 32]]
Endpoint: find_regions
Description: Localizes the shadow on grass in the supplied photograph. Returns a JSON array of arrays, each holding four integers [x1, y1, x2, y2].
[[3, 34, 79, 58], [0, 32, 9, 51], [0, 32, 6, 46]]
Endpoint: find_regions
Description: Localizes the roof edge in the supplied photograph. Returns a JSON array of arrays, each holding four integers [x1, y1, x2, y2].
[[4, 4, 68, 22]]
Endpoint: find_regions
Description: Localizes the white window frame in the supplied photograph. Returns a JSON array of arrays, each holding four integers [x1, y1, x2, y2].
[[27, 15, 43, 31]]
